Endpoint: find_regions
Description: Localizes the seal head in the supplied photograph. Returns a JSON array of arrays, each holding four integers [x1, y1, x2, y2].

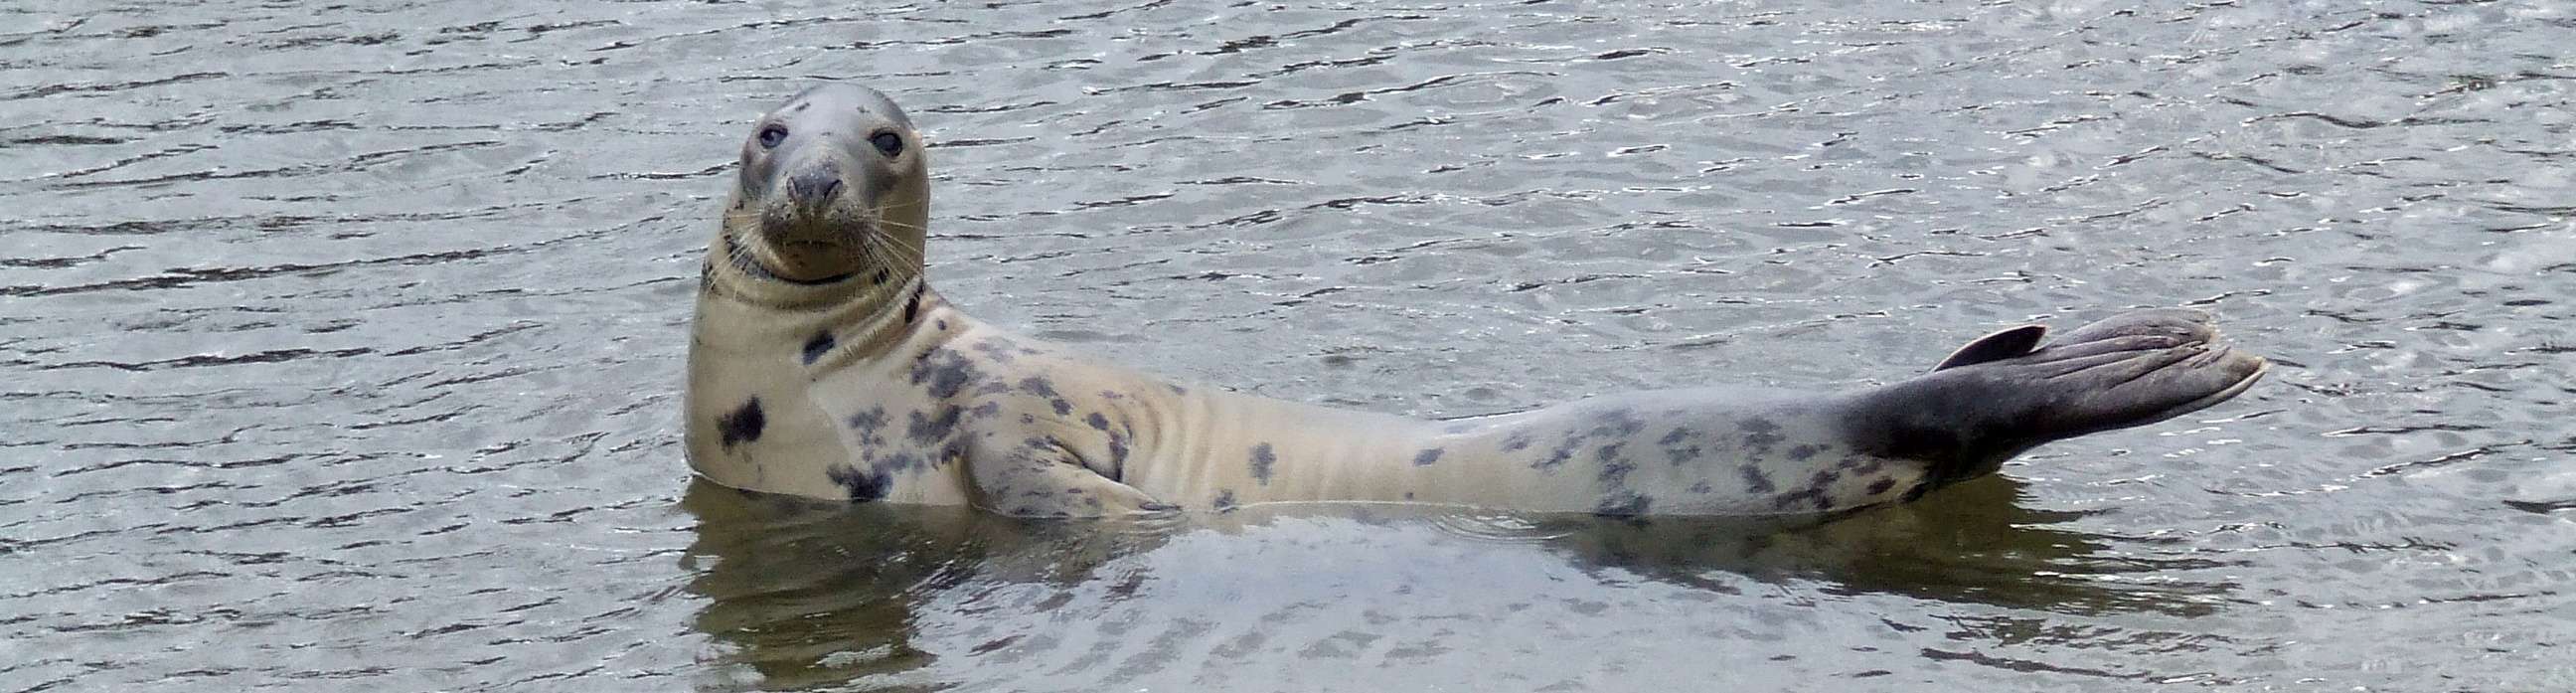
[[725, 84, 928, 287]]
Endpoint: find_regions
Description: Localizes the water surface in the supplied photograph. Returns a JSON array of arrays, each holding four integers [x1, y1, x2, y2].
[[5, 0, 2573, 690]]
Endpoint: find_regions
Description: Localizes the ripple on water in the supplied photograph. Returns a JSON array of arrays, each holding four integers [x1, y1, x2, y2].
[[4, 0, 2574, 691]]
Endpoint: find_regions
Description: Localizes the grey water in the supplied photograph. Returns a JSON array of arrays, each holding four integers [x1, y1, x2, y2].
[[4, 0, 2572, 690]]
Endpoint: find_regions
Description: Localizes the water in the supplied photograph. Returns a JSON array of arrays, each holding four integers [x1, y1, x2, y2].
[[5, 0, 2572, 690]]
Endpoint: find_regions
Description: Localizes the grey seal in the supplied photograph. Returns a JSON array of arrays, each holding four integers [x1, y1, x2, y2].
[[684, 83, 2270, 517]]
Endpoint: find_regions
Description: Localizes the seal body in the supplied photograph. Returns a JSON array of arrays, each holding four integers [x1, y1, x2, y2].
[[686, 84, 2270, 518]]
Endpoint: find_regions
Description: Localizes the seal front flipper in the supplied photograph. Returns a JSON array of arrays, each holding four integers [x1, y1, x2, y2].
[[1846, 308, 2269, 487], [967, 436, 1169, 518]]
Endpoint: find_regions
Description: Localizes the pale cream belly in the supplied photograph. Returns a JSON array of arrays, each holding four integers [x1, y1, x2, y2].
[[688, 292, 1933, 517]]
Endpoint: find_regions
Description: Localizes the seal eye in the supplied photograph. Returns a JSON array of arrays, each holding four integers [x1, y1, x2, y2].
[[757, 125, 788, 149], [870, 131, 903, 157]]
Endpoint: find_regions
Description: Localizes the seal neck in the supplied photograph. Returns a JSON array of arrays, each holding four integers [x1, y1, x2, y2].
[[697, 239, 941, 363]]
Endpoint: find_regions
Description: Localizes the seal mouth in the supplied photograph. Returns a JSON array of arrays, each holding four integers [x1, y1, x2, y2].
[[723, 234, 859, 285], [723, 195, 894, 285]]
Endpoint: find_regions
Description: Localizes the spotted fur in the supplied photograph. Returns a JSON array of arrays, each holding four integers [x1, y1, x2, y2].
[[683, 83, 2271, 518]]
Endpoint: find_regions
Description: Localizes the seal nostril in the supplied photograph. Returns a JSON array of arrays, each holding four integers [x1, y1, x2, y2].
[[789, 168, 842, 202]]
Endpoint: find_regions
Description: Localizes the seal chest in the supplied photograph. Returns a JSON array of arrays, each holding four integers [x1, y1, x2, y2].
[[683, 83, 2270, 518]]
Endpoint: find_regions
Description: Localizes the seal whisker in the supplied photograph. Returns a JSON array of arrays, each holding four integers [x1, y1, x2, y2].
[[856, 225, 926, 286]]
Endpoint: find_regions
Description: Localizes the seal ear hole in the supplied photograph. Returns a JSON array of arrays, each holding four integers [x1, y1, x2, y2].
[[757, 124, 788, 149], [870, 131, 904, 157]]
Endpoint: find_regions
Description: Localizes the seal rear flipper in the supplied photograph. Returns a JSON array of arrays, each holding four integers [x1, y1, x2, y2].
[[1852, 308, 2268, 486], [2013, 309, 2269, 437], [966, 437, 1170, 518]]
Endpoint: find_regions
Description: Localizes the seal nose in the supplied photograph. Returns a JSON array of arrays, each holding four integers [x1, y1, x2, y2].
[[788, 166, 843, 204]]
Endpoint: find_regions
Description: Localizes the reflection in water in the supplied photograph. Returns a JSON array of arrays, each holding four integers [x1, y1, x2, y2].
[[680, 482, 1184, 689], [1526, 475, 2231, 618], [679, 475, 2226, 689], [680, 486, 982, 689]]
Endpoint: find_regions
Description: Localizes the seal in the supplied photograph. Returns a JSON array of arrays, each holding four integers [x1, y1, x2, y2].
[[685, 83, 2271, 518]]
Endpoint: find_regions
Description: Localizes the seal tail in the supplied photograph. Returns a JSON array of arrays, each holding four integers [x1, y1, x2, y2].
[[1852, 308, 2269, 484]]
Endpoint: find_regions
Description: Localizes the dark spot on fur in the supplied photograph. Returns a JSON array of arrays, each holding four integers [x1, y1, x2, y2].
[[1787, 444, 1819, 461], [1535, 443, 1577, 470], [906, 406, 963, 443], [908, 348, 985, 400], [1212, 489, 1237, 512], [1168, 384, 1188, 396], [1592, 408, 1646, 437], [1502, 431, 1533, 451], [1106, 433, 1130, 479], [1534, 409, 1648, 470], [1412, 447, 1444, 466], [718, 399, 764, 448], [970, 401, 1002, 419], [1772, 488, 1824, 511], [1739, 464, 1776, 494], [1594, 442, 1625, 464], [1443, 422, 1476, 434], [1739, 418, 1780, 433], [1599, 459, 1636, 491], [1689, 481, 1714, 494], [969, 339, 1019, 363], [791, 101, 809, 112], [1658, 428, 1693, 445], [1015, 381, 1076, 412], [844, 406, 888, 447], [801, 332, 836, 365], [935, 319, 948, 331], [846, 407, 886, 433], [1248, 442, 1276, 485], [1097, 390, 1126, 401], [1085, 413, 1110, 431], [826, 464, 890, 502], [1865, 477, 1897, 496], [1743, 431, 1785, 450], [878, 452, 922, 474]]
